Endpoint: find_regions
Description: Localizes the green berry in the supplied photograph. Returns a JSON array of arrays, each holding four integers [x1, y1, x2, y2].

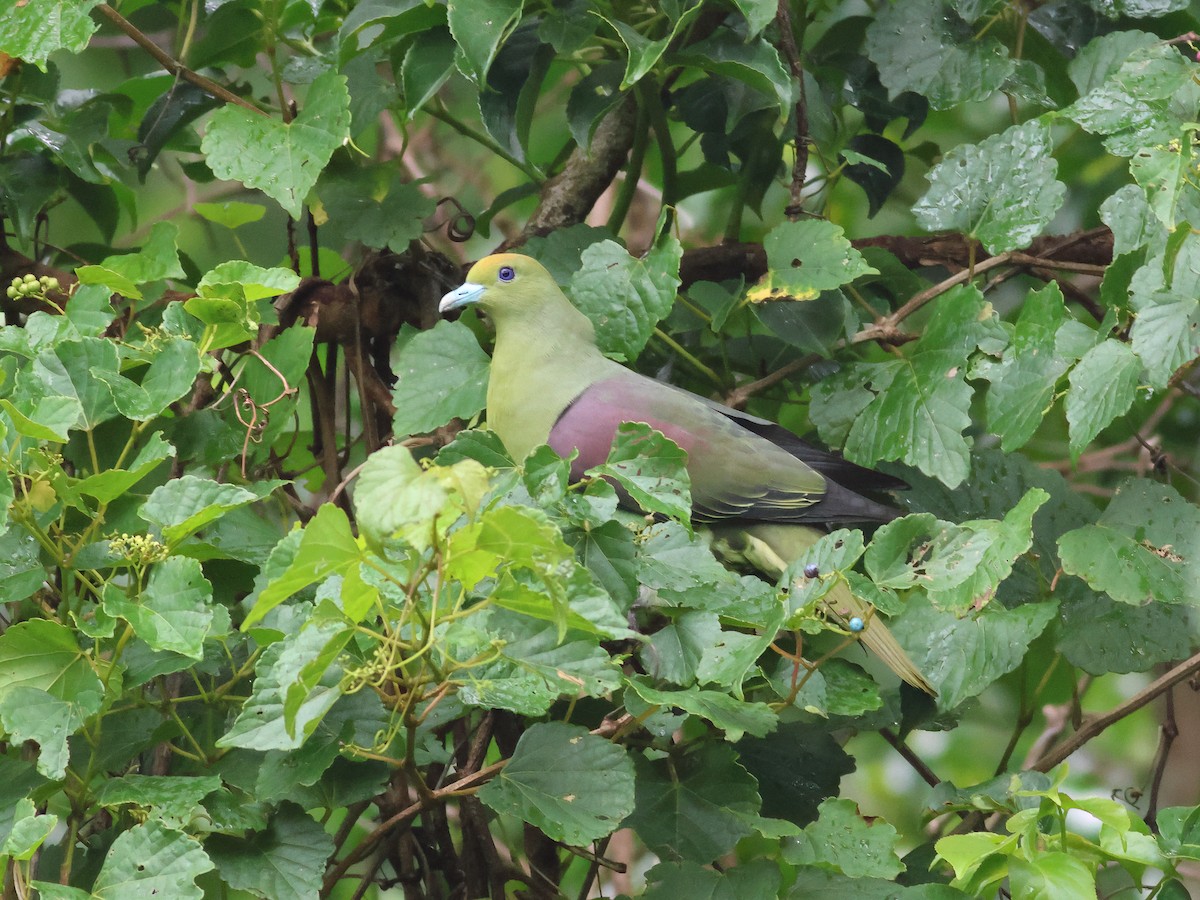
[[5, 286, 17, 300], [22, 273, 36, 284], [44, 277, 59, 291]]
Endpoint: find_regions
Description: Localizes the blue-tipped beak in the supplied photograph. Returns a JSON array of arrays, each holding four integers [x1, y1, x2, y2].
[[439, 281, 484, 314]]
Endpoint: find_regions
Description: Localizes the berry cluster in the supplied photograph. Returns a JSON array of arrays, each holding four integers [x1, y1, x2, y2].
[[6, 273, 60, 300]]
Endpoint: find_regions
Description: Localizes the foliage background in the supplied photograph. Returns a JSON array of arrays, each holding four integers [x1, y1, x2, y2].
[[2, 0, 1200, 897]]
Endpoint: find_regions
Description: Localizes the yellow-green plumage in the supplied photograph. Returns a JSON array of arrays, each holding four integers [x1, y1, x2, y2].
[[440, 253, 935, 695]]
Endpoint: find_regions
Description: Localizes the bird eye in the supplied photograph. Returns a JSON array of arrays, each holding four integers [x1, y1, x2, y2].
[[498, 265, 515, 282]]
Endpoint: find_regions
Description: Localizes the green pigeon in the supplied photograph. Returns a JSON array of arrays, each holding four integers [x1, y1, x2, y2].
[[440, 253, 935, 695]]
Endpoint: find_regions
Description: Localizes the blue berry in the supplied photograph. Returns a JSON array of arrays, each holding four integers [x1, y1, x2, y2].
[[803, 563, 820, 579], [848, 616, 865, 633]]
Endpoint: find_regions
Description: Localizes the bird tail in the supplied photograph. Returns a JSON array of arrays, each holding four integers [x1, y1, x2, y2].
[[709, 523, 936, 697]]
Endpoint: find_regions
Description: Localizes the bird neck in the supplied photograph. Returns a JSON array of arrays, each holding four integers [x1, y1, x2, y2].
[[487, 298, 614, 462]]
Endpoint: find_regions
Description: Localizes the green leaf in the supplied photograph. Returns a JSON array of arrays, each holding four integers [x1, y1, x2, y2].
[[140, 475, 269, 546], [455, 611, 620, 712], [984, 283, 1070, 451], [625, 742, 760, 863], [1064, 339, 1141, 457], [32, 337, 120, 429], [640, 611, 720, 685], [103, 558, 214, 659], [0, 528, 47, 606], [96, 337, 201, 421], [316, 167, 436, 252], [841, 285, 988, 487], [0, 0, 102, 70], [0, 687, 90, 779], [206, 804, 333, 899], [1058, 590, 1192, 674], [643, 860, 782, 900], [90, 821, 214, 900], [0, 798, 57, 861], [865, 0, 1013, 109], [914, 119, 1065, 254], [480, 25, 554, 160], [625, 676, 777, 741], [1101, 184, 1164, 256], [1130, 290, 1200, 389], [446, 504, 573, 589], [783, 797, 904, 878], [74, 222, 186, 300], [673, 28, 793, 112], [567, 236, 683, 361], [0, 152, 61, 243], [245, 503, 362, 630], [478, 722, 634, 844], [218, 622, 346, 751], [1130, 141, 1194, 229], [447, 0, 523, 84], [890, 598, 1057, 709], [201, 72, 351, 218], [193, 201, 266, 229], [590, 423, 692, 527], [731, 0, 775, 36], [356, 445, 489, 552], [62, 433, 175, 506], [390, 320, 490, 436], [738, 722, 855, 826], [0, 396, 80, 442], [1066, 40, 1196, 156], [0, 618, 103, 705], [94, 774, 222, 822], [935, 832, 1015, 892], [925, 490, 1049, 613], [748, 220, 877, 302], [1058, 478, 1200, 606], [597, 5, 701, 89], [1157, 806, 1200, 861], [1009, 852, 1095, 900], [195, 261, 301, 303], [401, 28, 457, 115]]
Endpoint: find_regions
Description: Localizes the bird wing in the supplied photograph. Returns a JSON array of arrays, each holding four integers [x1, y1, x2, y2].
[[548, 373, 899, 524]]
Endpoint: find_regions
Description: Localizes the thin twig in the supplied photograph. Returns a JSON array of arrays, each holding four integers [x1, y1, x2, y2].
[[96, 5, 265, 115], [853, 251, 1015, 344], [724, 354, 819, 409], [1032, 651, 1200, 772], [1146, 683, 1180, 830], [775, 0, 808, 218], [880, 728, 942, 789]]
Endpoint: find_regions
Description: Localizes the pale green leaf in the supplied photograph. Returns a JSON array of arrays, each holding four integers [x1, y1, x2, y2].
[[783, 797, 904, 878], [985, 283, 1070, 451], [390, 320, 490, 436], [91, 821, 214, 900], [866, 0, 1013, 109], [914, 120, 1065, 254], [1065, 339, 1141, 457], [103, 557, 214, 659], [201, 72, 351, 218], [0, 0, 101, 70], [1058, 478, 1200, 606], [447, 0, 522, 83], [749, 220, 877, 302], [567, 236, 683, 361]]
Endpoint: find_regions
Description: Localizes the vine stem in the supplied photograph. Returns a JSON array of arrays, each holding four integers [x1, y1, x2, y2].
[[1032, 650, 1200, 772], [321, 758, 509, 893]]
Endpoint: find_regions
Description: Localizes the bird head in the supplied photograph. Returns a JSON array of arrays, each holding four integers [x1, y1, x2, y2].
[[439, 254, 558, 319]]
